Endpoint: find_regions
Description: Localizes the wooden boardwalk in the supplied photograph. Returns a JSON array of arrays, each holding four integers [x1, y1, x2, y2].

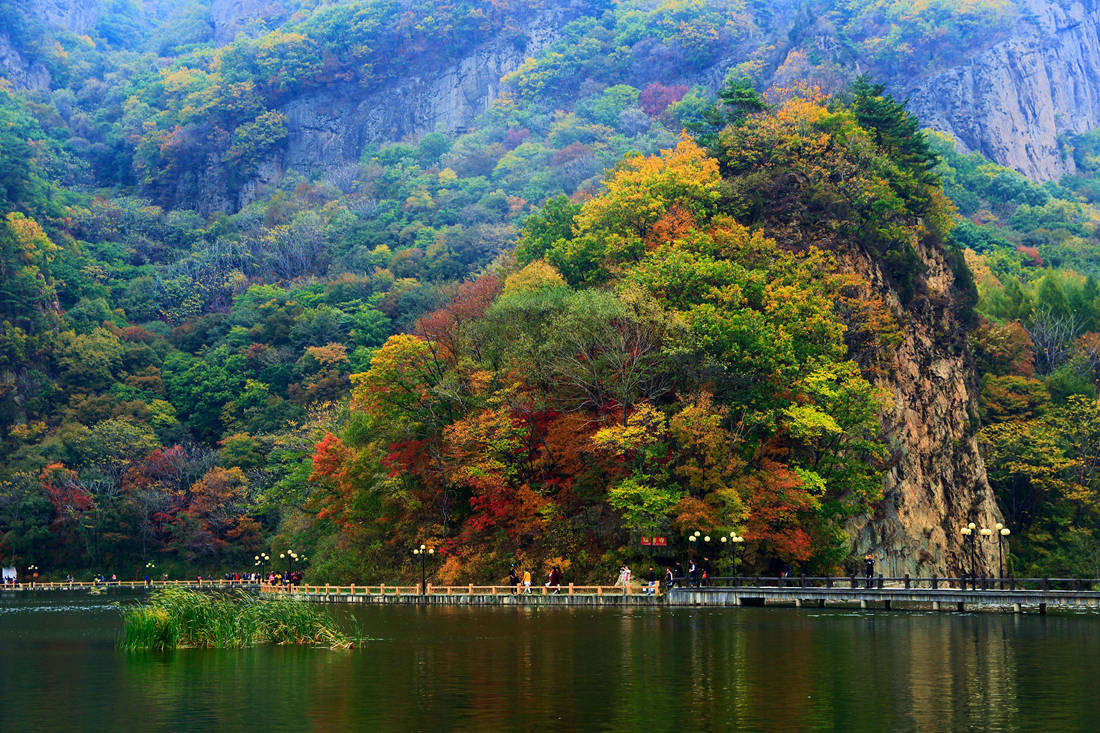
[[260, 582, 663, 605], [261, 577, 1100, 613], [668, 576, 1100, 613], [8, 576, 1100, 613], [0, 579, 259, 592]]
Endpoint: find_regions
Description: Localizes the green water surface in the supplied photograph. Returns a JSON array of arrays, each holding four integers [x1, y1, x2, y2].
[[0, 590, 1096, 732]]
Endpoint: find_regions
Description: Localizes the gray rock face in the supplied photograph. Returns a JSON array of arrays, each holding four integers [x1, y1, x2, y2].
[[190, 10, 562, 213], [26, 0, 101, 35], [906, 0, 1100, 180], [0, 32, 49, 90], [281, 21, 556, 178], [843, 239, 1002, 578], [209, 0, 298, 46]]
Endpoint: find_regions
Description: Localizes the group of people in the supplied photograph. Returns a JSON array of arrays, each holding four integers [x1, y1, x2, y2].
[[508, 565, 563, 594], [266, 570, 303, 587], [617, 566, 665, 594]]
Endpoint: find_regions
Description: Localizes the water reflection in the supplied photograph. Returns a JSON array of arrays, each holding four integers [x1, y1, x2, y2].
[[1, 595, 1098, 732]]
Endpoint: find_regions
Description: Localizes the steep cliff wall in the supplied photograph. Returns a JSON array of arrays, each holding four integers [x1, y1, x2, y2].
[[186, 8, 567, 213], [0, 0, 100, 91], [844, 243, 1001, 578], [210, 0, 300, 46], [906, 0, 1100, 180], [0, 32, 49, 91]]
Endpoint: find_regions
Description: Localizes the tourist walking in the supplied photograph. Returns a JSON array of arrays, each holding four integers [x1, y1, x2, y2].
[[522, 569, 532, 594], [646, 567, 657, 595], [864, 552, 874, 578], [548, 565, 562, 594], [688, 560, 698, 587], [615, 565, 631, 587], [664, 566, 674, 591], [508, 566, 519, 594]]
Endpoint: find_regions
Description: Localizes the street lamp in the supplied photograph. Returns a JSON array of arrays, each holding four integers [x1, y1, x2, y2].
[[411, 544, 435, 595], [995, 524, 1011, 586], [729, 532, 745, 582], [27, 564, 38, 588], [145, 562, 155, 587], [254, 552, 270, 582], [960, 525, 975, 590]]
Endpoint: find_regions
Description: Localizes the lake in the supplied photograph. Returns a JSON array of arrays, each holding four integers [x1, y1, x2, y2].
[[1, 590, 1097, 732]]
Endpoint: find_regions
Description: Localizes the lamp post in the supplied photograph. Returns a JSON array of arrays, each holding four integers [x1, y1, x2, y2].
[[995, 524, 1010, 587], [27, 564, 38, 588], [960, 524, 975, 590], [729, 532, 745, 583], [145, 562, 155, 587], [701, 534, 712, 586], [279, 550, 298, 584], [687, 533, 699, 586], [254, 552, 270, 582], [411, 544, 434, 595]]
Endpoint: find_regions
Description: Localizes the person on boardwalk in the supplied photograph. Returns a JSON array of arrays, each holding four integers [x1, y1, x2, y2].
[[664, 566, 674, 591], [508, 566, 519, 594], [646, 567, 657, 595], [548, 565, 562, 594], [615, 565, 631, 588], [864, 552, 874, 578], [688, 560, 698, 587], [674, 562, 684, 587], [522, 569, 532, 594]]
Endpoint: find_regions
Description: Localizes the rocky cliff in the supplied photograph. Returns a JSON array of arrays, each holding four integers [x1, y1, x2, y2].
[[906, 0, 1100, 180], [184, 7, 567, 214], [843, 243, 1002, 578], [0, 0, 99, 91]]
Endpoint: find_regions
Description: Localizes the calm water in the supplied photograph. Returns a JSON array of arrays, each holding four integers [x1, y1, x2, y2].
[[1, 591, 1098, 732]]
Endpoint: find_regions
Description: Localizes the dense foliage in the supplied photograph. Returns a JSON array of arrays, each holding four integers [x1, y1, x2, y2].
[[2, 0, 1100, 581]]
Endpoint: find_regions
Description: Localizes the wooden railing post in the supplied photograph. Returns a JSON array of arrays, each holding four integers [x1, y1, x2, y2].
[[568, 583, 574, 596], [849, 576, 856, 588], [904, 573, 910, 590], [931, 574, 938, 590]]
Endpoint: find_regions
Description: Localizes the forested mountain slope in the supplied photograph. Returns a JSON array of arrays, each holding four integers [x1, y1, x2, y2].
[[1, 0, 1099, 581]]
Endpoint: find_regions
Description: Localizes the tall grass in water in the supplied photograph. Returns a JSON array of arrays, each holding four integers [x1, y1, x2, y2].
[[121, 587, 351, 649]]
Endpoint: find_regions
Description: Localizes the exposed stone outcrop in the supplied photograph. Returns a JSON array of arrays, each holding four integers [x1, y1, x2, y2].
[[210, 0, 299, 46], [185, 8, 566, 214], [844, 240, 1001, 578], [26, 0, 100, 36], [281, 21, 557, 178], [0, 32, 49, 91], [0, 0, 100, 91], [905, 0, 1100, 180]]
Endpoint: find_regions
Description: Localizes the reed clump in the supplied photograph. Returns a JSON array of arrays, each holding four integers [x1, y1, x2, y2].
[[121, 587, 351, 649]]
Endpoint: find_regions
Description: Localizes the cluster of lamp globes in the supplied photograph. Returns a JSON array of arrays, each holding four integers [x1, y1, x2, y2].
[[253, 552, 271, 567], [688, 530, 745, 544], [280, 550, 304, 563], [412, 544, 435, 556], [959, 522, 1011, 538]]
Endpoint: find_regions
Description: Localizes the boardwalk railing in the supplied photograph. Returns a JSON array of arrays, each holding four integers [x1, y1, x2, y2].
[[670, 575, 1100, 592], [260, 582, 662, 597], [1, 579, 260, 591]]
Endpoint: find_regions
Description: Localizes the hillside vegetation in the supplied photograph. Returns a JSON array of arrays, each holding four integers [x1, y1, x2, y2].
[[1, 0, 1099, 580]]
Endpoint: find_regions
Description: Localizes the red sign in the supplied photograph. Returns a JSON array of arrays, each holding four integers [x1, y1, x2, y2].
[[640, 537, 652, 546], [653, 536, 667, 547]]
